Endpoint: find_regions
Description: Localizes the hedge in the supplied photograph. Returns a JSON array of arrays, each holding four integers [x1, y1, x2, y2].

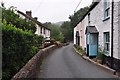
[[2, 22, 43, 80]]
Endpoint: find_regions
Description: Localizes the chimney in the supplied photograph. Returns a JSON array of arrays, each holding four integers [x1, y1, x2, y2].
[[34, 17, 38, 21], [26, 11, 32, 17]]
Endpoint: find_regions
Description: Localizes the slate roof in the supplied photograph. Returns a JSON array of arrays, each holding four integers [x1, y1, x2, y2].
[[17, 10, 50, 30], [85, 26, 99, 34]]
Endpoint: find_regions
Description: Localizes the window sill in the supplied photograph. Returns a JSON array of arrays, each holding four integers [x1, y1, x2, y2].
[[103, 17, 110, 22], [103, 50, 110, 56]]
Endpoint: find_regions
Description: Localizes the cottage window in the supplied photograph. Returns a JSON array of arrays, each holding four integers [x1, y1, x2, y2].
[[88, 13, 90, 25], [44, 28, 46, 34], [48, 30, 49, 35], [41, 27, 42, 34], [48, 30, 50, 35], [104, 32, 110, 52], [104, 0, 110, 19]]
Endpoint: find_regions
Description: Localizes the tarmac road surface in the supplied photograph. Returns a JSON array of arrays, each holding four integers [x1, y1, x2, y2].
[[37, 43, 117, 78]]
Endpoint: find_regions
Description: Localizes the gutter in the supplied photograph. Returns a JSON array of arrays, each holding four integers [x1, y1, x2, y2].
[[111, 0, 114, 68]]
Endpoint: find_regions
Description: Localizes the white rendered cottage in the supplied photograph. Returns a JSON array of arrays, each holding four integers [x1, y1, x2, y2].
[[17, 10, 50, 40], [74, 0, 120, 71]]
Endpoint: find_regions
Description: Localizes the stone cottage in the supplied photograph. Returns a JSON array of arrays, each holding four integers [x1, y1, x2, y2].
[[74, 0, 120, 71]]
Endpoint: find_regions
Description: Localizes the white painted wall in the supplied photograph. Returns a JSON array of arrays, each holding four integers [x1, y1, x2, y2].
[[118, 1, 120, 59], [35, 25, 50, 40], [45, 29, 50, 40], [74, 0, 111, 54], [113, 1, 120, 59], [74, 0, 120, 59], [18, 12, 51, 40], [90, 1, 111, 56], [74, 27, 77, 44], [35, 24, 40, 35]]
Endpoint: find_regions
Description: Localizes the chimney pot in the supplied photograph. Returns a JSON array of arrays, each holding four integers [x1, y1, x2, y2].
[[26, 11, 32, 17], [34, 17, 38, 21]]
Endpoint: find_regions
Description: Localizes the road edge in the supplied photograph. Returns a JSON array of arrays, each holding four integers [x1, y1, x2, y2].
[[73, 46, 119, 78]]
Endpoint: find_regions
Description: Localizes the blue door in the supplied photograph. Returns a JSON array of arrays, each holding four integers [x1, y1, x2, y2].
[[85, 26, 99, 57], [86, 33, 98, 57], [89, 34, 98, 56], [86, 34, 89, 56]]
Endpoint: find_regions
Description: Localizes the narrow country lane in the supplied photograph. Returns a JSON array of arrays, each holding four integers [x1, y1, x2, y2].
[[37, 43, 116, 78]]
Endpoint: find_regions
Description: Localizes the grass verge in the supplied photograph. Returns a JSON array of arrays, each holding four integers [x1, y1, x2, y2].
[[73, 44, 85, 56]]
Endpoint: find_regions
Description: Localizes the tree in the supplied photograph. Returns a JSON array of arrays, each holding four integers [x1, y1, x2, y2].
[[69, 6, 89, 28], [60, 21, 72, 42], [69, 6, 90, 40], [51, 25, 64, 42], [43, 22, 64, 42], [2, 7, 36, 33]]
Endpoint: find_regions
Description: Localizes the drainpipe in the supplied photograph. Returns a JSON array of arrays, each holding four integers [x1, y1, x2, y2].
[[111, 0, 114, 68]]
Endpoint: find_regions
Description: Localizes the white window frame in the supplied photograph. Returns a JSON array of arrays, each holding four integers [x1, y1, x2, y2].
[[104, 32, 110, 52], [104, 0, 110, 19]]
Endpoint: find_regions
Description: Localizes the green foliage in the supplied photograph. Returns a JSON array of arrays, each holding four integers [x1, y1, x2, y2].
[[59, 7, 90, 42], [2, 22, 43, 80], [97, 53, 103, 60], [50, 26, 64, 42], [2, 7, 36, 33], [97, 48, 104, 60], [43, 22, 64, 42], [69, 6, 89, 40], [0, 7, 2, 22], [74, 44, 85, 55], [69, 6, 89, 28], [60, 21, 72, 42]]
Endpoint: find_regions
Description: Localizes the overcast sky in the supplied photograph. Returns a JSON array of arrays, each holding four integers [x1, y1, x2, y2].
[[2, 0, 92, 23]]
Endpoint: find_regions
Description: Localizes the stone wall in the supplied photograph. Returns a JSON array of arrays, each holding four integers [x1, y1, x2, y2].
[[11, 45, 59, 79], [118, 1, 120, 59], [102, 1, 120, 72], [113, 2, 119, 59]]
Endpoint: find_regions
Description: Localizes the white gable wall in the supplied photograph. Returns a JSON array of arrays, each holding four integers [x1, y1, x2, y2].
[[82, 16, 88, 49], [79, 20, 86, 49], [74, 1, 120, 59], [74, 27, 77, 44]]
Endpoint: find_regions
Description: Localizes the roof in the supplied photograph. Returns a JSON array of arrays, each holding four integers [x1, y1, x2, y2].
[[75, 0, 101, 27], [85, 26, 99, 34], [17, 10, 50, 30]]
